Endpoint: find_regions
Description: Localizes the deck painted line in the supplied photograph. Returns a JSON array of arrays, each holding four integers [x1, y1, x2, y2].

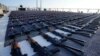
[[67, 25, 81, 29], [32, 35, 51, 47], [18, 40, 35, 56], [46, 32, 61, 40], [63, 27, 76, 32], [55, 29, 70, 35]]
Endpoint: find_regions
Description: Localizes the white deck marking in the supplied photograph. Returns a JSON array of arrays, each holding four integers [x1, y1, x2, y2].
[[55, 29, 70, 35], [63, 27, 76, 32], [46, 32, 61, 40], [67, 25, 81, 29], [32, 35, 51, 47], [19, 40, 36, 56]]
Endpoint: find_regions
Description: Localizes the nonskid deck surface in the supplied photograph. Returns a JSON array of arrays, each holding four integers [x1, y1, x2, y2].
[[0, 11, 100, 56]]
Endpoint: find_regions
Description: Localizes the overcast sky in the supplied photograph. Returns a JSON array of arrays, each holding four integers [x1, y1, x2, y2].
[[0, 0, 100, 8]]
